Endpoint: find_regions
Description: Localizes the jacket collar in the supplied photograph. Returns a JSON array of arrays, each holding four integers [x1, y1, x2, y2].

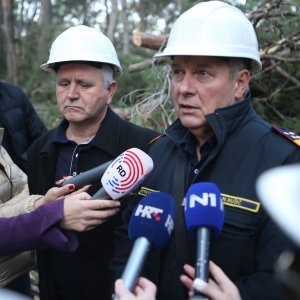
[[166, 91, 256, 147], [89, 107, 123, 157]]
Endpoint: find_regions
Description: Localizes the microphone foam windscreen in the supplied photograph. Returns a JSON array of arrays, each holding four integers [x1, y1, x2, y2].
[[101, 148, 154, 200], [129, 192, 175, 250], [185, 182, 224, 239]]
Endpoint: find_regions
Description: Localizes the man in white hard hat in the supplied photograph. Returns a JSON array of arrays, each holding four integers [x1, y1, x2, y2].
[[111, 2, 300, 300], [27, 25, 158, 300]]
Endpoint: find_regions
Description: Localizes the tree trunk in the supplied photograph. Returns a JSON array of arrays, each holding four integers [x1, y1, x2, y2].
[[37, 0, 52, 54], [120, 0, 129, 55], [107, 0, 118, 43], [1, 0, 18, 83]]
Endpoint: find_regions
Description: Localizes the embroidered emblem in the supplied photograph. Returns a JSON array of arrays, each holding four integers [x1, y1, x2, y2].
[[138, 186, 159, 196], [222, 193, 260, 213], [272, 125, 300, 148]]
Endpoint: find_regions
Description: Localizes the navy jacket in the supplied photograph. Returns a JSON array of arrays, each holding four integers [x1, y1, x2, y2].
[[111, 94, 300, 300], [0, 82, 47, 172], [27, 107, 159, 300]]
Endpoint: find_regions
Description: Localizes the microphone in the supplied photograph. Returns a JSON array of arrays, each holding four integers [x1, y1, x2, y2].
[[62, 160, 112, 189], [256, 164, 300, 247], [114, 192, 175, 300], [91, 148, 153, 200], [185, 182, 224, 300]]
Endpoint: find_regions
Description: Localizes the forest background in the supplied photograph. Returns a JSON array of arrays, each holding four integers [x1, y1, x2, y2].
[[0, 0, 300, 133]]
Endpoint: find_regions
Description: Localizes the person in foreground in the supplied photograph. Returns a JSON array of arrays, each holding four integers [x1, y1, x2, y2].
[[0, 123, 120, 294], [27, 25, 158, 299], [111, 1, 300, 300]]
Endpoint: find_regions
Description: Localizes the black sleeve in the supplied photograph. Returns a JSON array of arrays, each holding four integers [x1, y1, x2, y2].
[[236, 216, 295, 300]]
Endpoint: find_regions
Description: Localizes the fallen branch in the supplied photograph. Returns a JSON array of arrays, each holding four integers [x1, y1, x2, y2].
[[132, 31, 168, 50]]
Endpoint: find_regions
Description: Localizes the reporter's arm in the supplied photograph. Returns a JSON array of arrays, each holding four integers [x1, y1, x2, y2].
[[0, 198, 77, 255]]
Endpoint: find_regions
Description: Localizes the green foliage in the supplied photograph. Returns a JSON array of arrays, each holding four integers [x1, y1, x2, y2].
[[1, 0, 299, 133]]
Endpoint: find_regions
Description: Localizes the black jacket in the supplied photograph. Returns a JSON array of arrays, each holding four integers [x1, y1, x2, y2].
[[0, 82, 47, 172], [111, 95, 300, 300], [27, 107, 159, 300]]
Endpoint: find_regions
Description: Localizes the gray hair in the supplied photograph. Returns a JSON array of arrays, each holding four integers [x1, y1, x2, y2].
[[101, 64, 114, 88], [218, 57, 251, 80]]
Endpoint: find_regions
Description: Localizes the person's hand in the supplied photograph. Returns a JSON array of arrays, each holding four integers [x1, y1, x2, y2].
[[61, 193, 121, 231], [35, 184, 90, 208], [180, 262, 242, 300], [114, 278, 156, 300]]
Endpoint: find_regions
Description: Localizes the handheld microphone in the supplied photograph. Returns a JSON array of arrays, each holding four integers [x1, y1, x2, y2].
[[114, 192, 175, 300], [91, 148, 153, 200], [256, 164, 300, 247], [185, 182, 224, 300], [62, 160, 112, 189]]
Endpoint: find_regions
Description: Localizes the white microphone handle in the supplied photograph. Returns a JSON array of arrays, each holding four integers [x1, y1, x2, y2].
[[114, 237, 151, 300], [191, 227, 210, 300]]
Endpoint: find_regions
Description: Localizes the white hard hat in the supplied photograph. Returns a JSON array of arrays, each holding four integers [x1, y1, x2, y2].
[[256, 164, 300, 247], [41, 25, 122, 77], [155, 1, 262, 71]]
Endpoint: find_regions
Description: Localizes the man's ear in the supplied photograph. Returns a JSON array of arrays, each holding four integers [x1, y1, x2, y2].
[[234, 69, 251, 100], [106, 81, 117, 105]]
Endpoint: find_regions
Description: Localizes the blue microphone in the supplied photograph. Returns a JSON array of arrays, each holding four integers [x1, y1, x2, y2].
[[185, 182, 224, 299], [114, 192, 175, 300]]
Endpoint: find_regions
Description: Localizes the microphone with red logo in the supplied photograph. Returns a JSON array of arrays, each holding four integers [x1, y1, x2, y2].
[[91, 148, 153, 200], [62, 160, 112, 189], [113, 192, 175, 300], [185, 182, 224, 300]]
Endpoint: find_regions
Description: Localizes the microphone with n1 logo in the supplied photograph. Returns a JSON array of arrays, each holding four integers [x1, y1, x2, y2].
[[185, 182, 224, 300], [113, 192, 175, 300], [91, 148, 153, 200]]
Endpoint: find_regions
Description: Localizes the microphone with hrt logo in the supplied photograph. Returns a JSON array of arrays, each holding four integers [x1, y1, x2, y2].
[[113, 192, 175, 300], [185, 182, 224, 300], [91, 148, 153, 200]]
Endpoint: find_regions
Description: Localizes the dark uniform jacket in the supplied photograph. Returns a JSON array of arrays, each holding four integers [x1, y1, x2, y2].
[[111, 94, 300, 300], [27, 107, 159, 300], [0, 82, 47, 172]]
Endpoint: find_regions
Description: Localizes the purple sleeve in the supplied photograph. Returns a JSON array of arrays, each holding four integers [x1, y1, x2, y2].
[[0, 199, 78, 255]]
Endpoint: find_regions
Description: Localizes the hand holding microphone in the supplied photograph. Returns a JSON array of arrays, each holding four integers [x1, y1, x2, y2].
[[114, 191, 175, 300], [184, 182, 224, 300], [91, 148, 153, 200], [180, 262, 241, 300]]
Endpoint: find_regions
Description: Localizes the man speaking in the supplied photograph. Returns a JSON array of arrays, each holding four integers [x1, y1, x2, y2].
[[111, 2, 300, 300]]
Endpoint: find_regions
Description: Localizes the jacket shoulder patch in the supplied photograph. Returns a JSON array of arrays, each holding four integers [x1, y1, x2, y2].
[[138, 186, 159, 196], [272, 125, 300, 148], [222, 193, 260, 213]]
